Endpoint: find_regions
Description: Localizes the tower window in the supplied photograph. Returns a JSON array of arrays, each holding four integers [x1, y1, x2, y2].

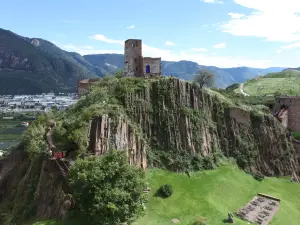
[[146, 65, 150, 73]]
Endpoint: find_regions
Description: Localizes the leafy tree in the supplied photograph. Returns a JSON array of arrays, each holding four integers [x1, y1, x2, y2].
[[68, 150, 148, 225], [193, 70, 215, 88]]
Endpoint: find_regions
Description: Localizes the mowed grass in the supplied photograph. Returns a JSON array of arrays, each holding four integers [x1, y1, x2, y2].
[[133, 163, 300, 225], [243, 70, 300, 96], [32, 162, 300, 225]]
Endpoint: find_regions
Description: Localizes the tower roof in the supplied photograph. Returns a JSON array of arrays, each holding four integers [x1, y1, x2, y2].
[[125, 39, 142, 42]]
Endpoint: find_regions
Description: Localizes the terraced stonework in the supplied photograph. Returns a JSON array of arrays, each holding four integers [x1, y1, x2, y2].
[[236, 194, 280, 225]]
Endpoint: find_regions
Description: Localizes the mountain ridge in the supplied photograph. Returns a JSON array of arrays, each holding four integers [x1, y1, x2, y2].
[[0, 28, 286, 94]]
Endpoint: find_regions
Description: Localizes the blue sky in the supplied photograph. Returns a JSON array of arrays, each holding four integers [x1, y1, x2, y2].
[[1, 0, 300, 68]]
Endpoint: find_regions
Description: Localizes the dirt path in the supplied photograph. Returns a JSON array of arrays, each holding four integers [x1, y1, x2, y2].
[[240, 83, 249, 96]]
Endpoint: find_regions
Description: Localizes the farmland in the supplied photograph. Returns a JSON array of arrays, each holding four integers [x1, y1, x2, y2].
[[0, 119, 27, 149]]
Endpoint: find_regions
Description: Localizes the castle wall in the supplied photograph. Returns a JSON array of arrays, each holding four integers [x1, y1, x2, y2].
[[274, 97, 300, 131], [226, 107, 250, 126], [143, 57, 161, 77], [78, 78, 101, 97], [124, 39, 144, 77]]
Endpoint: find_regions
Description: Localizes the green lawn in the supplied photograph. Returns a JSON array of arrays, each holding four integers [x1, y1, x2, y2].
[[243, 68, 300, 97], [31, 162, 300, 225]]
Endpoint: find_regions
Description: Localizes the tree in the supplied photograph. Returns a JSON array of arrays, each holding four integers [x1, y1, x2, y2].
[[193, 70, 215, 88], [68, 150, 148, 225]]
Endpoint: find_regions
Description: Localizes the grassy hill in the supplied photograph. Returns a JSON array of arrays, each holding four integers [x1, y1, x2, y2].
[[31, 162, 300, 225], [242, 69, 300, 96]]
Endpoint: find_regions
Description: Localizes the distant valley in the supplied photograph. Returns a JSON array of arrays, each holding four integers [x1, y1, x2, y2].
[[0, 28, 286, 94]]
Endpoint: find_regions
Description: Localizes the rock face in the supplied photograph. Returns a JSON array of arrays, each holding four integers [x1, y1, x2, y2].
[[88, 114, 148, 169], [87, 78, 299, 177], [0, 151, 71, 224]]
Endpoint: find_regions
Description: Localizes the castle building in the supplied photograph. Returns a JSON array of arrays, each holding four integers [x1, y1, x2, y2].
[[78, 39, 162, 96], [124, 39, 161, 78]]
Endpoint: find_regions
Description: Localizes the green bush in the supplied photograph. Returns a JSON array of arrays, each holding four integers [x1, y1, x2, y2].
[[157, 184, 173, 198], [252, 172, 265, 181], [68, 150, 148, 225]]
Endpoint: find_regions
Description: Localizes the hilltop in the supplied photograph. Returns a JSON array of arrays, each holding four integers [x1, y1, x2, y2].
[[242, 69, 300, 96], [0, 28, 285, 94]]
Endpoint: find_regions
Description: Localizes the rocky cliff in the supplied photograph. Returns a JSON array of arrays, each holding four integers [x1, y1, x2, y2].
[[86, 77, 298, 176], [0, 77, 298, 224]]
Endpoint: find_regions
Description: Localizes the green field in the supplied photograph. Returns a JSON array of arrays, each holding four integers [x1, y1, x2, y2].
[[31, 162, 300, 225], [243, 70, 300, 96], [0, 120, 27, 149]]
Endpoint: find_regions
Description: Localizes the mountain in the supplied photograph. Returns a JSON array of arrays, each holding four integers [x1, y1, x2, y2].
[[0, 28, 100, 95], [0, 28, 286, 94], [82, 55, 285, 88]]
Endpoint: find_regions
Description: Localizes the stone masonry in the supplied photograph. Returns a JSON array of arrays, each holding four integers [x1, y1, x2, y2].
[[124, 39, 144, 77], [274, 97, 300, 131], [77, 78, 101, 97], [143, 57, 161, 78], [124, 39, 161, 78]]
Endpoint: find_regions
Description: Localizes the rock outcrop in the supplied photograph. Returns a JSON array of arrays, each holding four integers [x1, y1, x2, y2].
[[86, 78, 299, 177], [0, 152, 71, 224]]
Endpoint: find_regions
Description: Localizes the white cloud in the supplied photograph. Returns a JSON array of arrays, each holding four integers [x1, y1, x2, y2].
[[213, 43, 226, 48], [276, 41, 300, 53], [165, 41, 176, 46], [281, 42, 300, 49], [89, 34, 123, 45], [221, 0, 300, 42], [201, 0, 223, 4], [190, 48, 207, 52], [228, 12, 245, 19], [126, 25, 135, 29]]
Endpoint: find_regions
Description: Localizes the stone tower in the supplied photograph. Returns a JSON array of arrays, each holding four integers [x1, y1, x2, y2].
[[124, 39, 144, 77]]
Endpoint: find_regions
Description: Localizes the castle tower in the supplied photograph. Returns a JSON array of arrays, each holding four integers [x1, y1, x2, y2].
[[124, 39, 144, 77]]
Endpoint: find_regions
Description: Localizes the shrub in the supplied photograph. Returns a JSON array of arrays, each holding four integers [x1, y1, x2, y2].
[[157, 184, 173, 198], [193, 217, 208, 225], [252, 172, 265, 181], [68, 150, 148, 225]]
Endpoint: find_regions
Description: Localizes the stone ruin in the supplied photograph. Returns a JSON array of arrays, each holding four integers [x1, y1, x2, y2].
[[236, 193, 280, 225]]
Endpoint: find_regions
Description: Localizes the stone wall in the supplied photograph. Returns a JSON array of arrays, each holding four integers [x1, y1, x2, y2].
[[77, 78, 101, 97], [226, 107, 251, 126], [143, 57, 161, 77], [274, 97, 300, 131], [124, 39, 144, 77]]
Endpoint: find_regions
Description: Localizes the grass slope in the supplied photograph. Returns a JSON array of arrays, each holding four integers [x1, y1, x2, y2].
[[243, 70, 300, 96], [31, 162, 300, 225]]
